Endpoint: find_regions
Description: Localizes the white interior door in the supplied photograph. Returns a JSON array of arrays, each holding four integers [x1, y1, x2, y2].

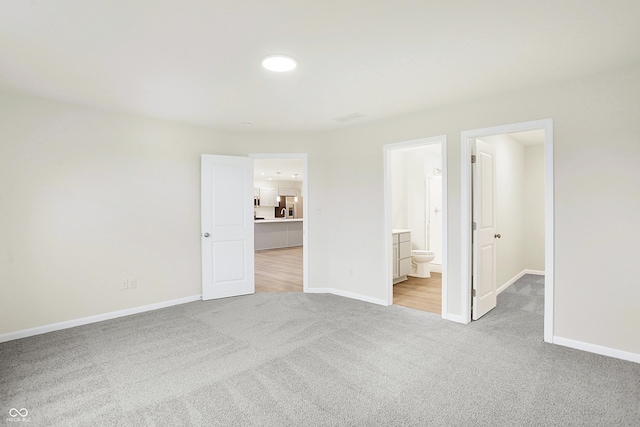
[[201, 154, 254, 300], [472, 139, 497, 319]]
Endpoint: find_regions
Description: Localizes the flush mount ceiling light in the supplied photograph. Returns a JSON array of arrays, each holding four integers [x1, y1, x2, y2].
[[262, 55, 297, 72]]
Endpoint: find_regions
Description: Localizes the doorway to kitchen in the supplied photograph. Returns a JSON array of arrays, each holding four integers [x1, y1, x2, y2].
[[383, 136, 447, 317], [250, 153, 308, 293]]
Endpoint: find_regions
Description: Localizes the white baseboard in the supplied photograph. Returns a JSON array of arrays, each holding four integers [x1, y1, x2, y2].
[[307, 286, 466, 323], [524, 269, 545, 276], [553, 336, 640, 364], [0, 295, 202, 344], [429, 263, 442, 273], [443, 313, 468, 324], [497, 269, 546, 294], [306, 288, 389, 306]]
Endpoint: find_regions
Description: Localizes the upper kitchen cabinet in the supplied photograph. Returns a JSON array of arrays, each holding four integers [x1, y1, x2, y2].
[[278, 188, 299, 197], [259, 188, 279, 207]]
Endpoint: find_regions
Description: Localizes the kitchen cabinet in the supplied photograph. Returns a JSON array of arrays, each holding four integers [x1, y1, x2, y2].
[[275, 187, 301, 197], [259, 188, 279, 207], [255, 219, 303, 250], [278, 187, 296, 196], [392, 230, 411, 283]]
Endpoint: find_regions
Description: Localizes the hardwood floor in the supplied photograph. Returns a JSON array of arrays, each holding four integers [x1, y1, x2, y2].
[[255, 246, 303, 292], [255, 246, 441, 316], [393, 273, 442, 314]]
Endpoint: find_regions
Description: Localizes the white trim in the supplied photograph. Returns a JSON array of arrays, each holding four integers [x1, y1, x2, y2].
[[441, 141, 448, 319], [498, 271, 526, 294], [0, 295, 201, 344], [306, 287, 388, 306], [428, 264, 442, 273], [249, 153, 309, 293], [442, 313, 467, 324], [461, 119, 554, 338], [553, 336, 640, 364], [383, 136, 448, 320], [543, 120, 555, 344], [497, 269, 546, 294]]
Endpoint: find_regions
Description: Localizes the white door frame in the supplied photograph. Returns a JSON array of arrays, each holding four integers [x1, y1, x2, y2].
[[460, 119, 554, 343], [249, 153, 309, 292], [383, 135, 448, 317]]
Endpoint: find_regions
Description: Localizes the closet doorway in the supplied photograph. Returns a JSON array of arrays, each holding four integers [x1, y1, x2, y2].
[[460, 119, 554, 342]]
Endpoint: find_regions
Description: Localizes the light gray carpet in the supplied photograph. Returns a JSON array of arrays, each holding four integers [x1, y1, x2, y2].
[[2, 275, 639, 426]]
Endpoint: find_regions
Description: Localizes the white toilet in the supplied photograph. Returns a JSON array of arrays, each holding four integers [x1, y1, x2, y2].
[[409, 250, 436, 278]]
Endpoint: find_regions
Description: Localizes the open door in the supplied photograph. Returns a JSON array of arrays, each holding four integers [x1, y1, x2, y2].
[[472, 139, 497, 319], [201, 154, 254, 300]]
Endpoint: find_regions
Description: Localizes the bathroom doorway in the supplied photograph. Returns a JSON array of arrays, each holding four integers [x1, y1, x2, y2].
[[383, 136, 448, 317]]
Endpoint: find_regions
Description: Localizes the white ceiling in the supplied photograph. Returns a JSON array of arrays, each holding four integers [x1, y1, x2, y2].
[[1, 1, 639, 132], [254, 158, 303, 180], [509, 130, 545, 146]]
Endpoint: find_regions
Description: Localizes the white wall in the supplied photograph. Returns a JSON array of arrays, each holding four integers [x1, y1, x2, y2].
[[2, 62, 639, 357], [406, 150, 427, 250], [0, 92, 327, 335], [427, 177, 443, 265], [389, 149, 408, 230], [322, 63, 640, 355], [477, 134, 544, 289], [484, 133, 526, 288], [395, 146, 442, 254], [524, 144, 545, 271], [410, 147, 442, 254]]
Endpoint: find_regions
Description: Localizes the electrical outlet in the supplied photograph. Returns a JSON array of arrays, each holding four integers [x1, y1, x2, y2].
[[120, 279, 128, 290], [129, 278, 137, 289]]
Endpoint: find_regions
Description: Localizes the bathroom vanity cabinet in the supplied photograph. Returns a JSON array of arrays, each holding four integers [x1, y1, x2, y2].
[[392, 230, 412, 284]]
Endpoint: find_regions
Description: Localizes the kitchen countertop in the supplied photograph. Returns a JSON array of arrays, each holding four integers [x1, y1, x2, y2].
[[392, 228, 411, 234], [255, 218, 303, 223]]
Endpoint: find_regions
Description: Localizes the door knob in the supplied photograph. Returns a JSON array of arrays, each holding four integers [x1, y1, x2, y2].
[[494, 233, 501, 239], [203, 232, 210, 238]]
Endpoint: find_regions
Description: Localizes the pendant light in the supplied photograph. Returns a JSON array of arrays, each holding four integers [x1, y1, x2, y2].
[[276, 172, 281, 203], [293, 174, 299, 202]]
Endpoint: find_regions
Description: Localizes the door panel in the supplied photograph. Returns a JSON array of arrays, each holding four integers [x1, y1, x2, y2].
[[201, 155, 254, 300], [472, 139, 497, 319]]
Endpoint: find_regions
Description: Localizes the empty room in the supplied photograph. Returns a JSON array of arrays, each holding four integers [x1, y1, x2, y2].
[[1, 1, 639, 425]]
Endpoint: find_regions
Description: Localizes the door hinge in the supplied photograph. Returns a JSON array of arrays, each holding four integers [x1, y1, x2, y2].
[[472, 222, 476, 231], [471, 154, 476, 163], [472, 289, 476, 297]]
